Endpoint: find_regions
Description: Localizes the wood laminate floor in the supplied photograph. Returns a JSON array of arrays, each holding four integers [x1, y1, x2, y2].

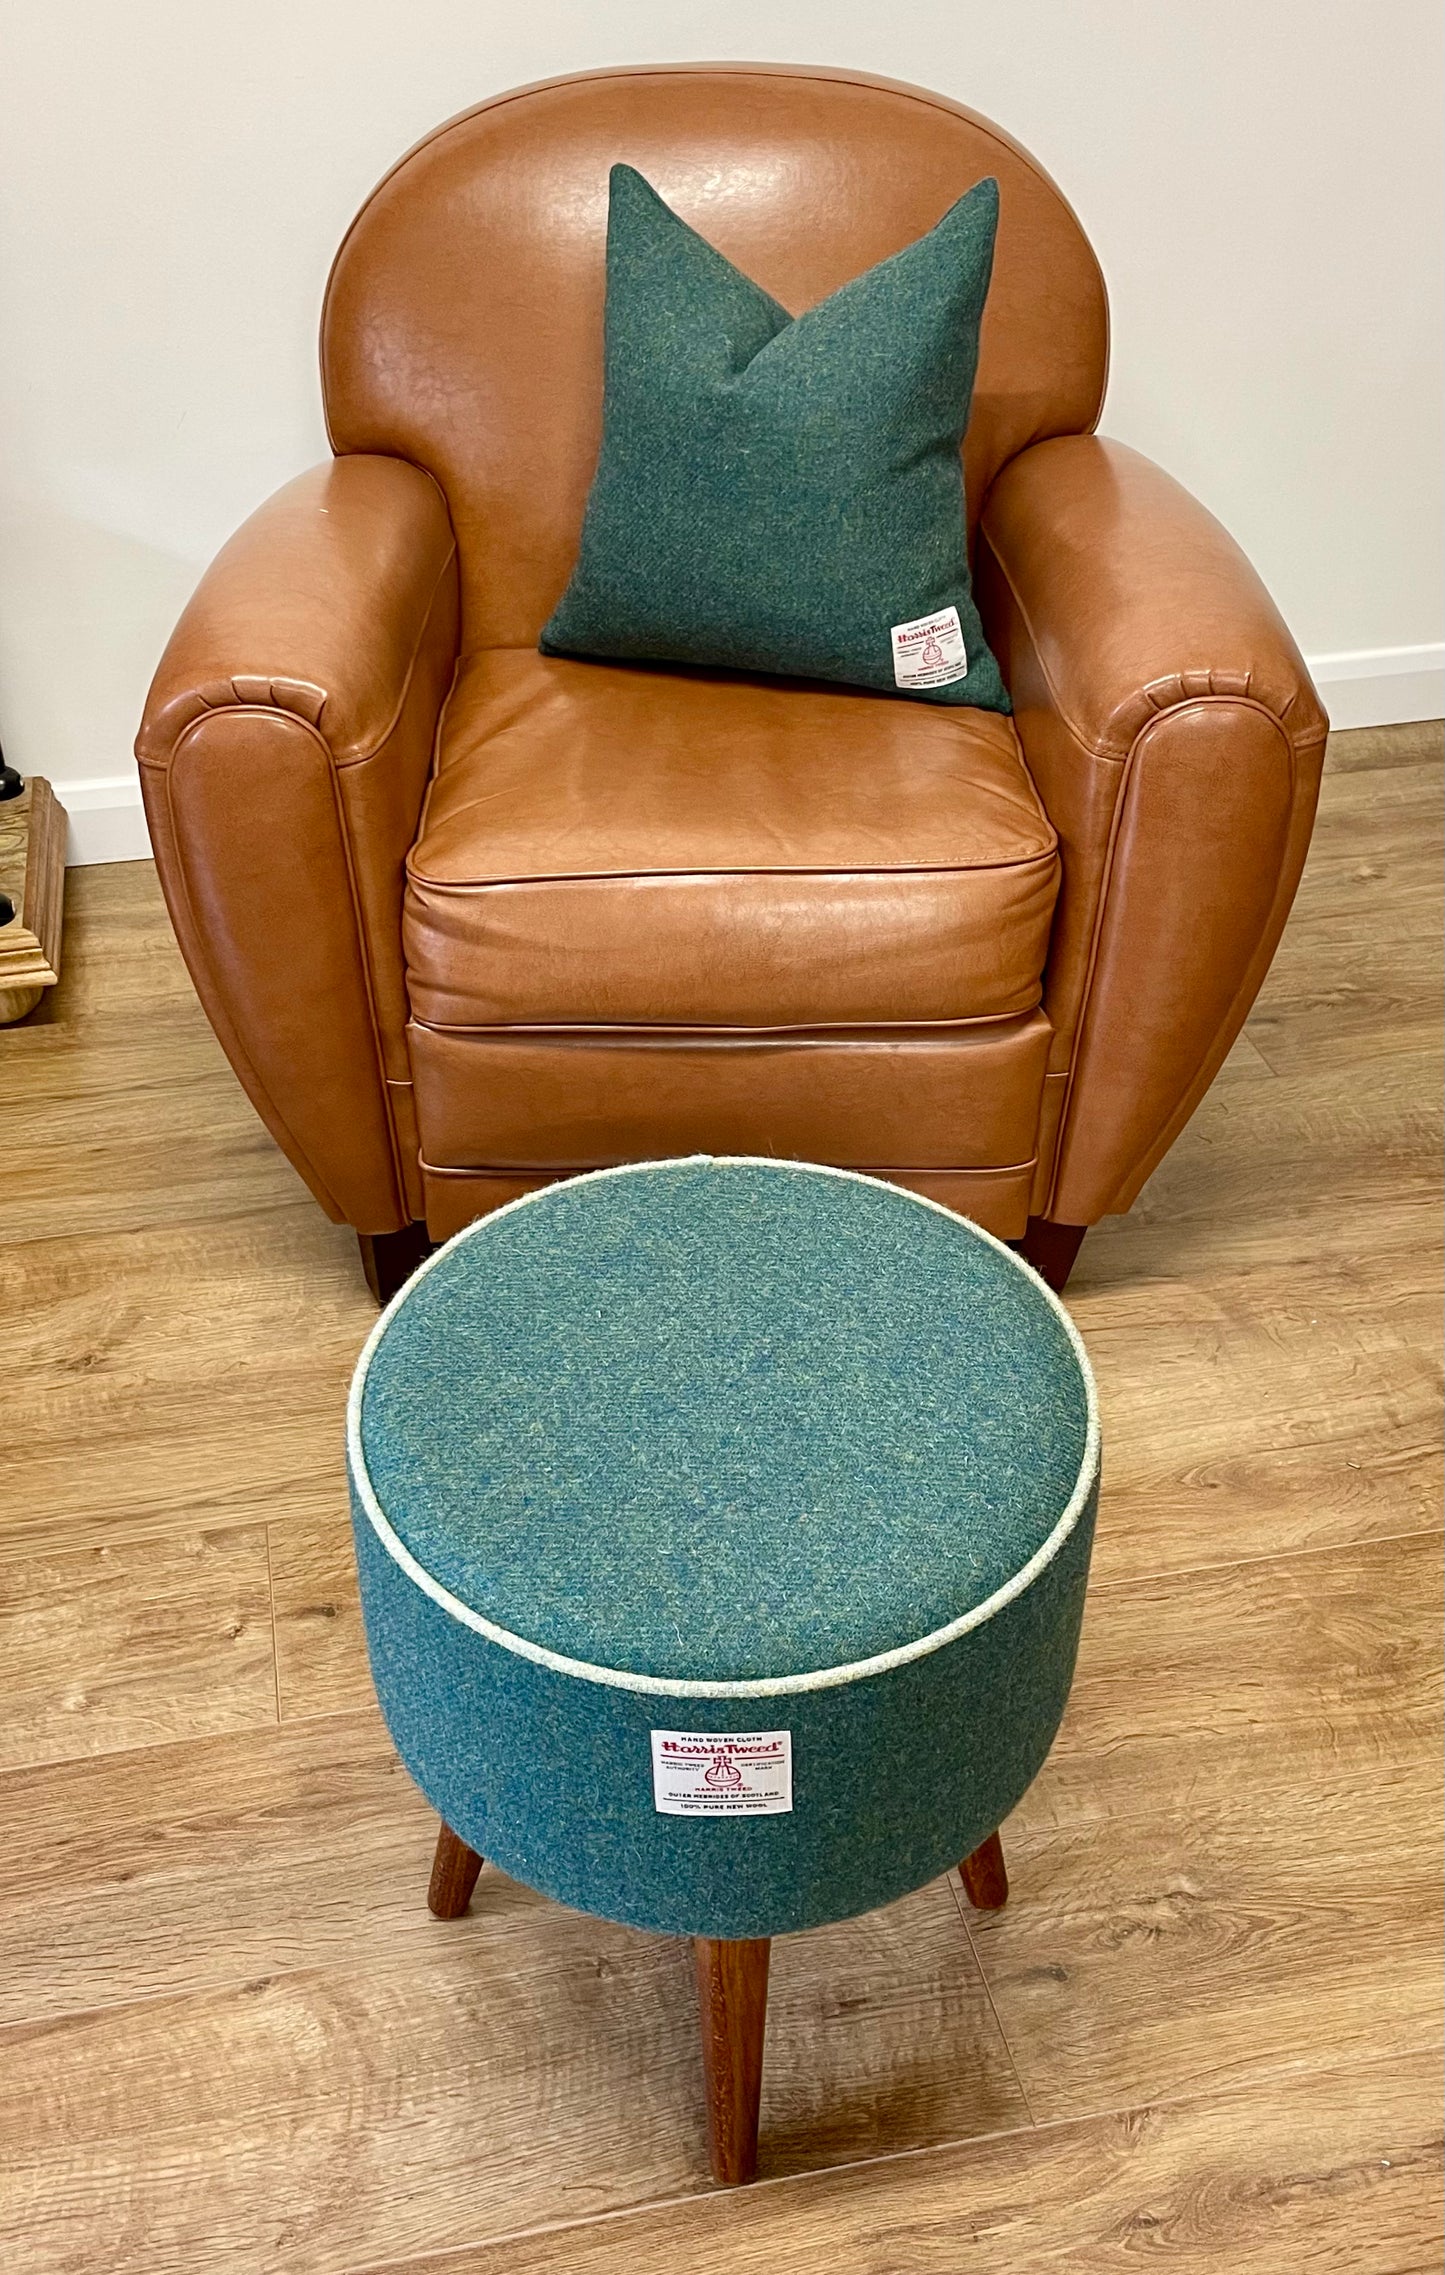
[[0, 722, 1440, 2273]]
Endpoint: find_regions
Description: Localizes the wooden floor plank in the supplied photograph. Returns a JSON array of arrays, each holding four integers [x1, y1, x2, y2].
[[1065, 1024, 1441, 1579], [0, 1712, 411, 2029], [1243, 736, 1441, 1071], [1082, 1046, 1440, 1275], [0, 1526, 277, 1772], [270, 1517, 377, 1723], [351, 2046, 1444, 2275], [963, 1532, 1443, 2123], [1208, 1029, 1276, 1087], [1246, 918, 1442, 1075], [1323, 719, 1442, 774], [0, 1214, 372, 1565], [0, 1833, 1026, 2273], [1, 1083, 315, 1247], [1075, 1243, 1441, 1582], [1264, 829, 1442, 944]]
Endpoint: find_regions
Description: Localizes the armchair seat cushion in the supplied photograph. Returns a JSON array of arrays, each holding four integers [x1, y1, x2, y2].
[[403, 651, 1059, 1030]]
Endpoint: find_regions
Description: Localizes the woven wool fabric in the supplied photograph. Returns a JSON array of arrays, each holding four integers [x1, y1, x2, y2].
[[348, 1158, 1099, 1939], [540, 166, 1010, 713], [358, 1161, 1085, 1682]]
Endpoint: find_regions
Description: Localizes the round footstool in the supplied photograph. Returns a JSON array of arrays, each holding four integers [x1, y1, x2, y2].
[[347, 1156, 1098, 2183]]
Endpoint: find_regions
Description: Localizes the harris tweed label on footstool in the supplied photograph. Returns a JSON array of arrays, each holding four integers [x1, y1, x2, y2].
[[651, 1730, 793, 1816]]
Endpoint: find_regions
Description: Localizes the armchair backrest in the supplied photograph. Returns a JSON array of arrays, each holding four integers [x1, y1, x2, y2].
[[322, 64, 1108, 651]]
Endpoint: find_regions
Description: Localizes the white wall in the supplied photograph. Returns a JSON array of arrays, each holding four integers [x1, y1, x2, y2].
[[1, 0, 1440, 860]]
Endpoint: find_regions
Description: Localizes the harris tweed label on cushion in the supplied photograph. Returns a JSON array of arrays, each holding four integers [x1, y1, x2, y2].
[[891, 605, 969, 691], [540, 165, 1010, 712]]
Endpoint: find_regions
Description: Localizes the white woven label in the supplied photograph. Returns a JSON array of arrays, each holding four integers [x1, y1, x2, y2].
[[651, 1729, 793, 1816], [891, 605, 968, 690]]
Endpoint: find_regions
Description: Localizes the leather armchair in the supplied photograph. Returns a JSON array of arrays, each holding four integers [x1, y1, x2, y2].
[[137, 65, 1327, 1301]]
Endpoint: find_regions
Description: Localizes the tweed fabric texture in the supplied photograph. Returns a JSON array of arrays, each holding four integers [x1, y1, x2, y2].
[[358, 1162, 1085, 1681], [348, 1157, 1098, 1939], [540, 166, 1010, 712]]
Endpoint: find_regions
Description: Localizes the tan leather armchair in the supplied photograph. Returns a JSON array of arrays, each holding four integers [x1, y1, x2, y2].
[[137, 65, 1327, 1302]]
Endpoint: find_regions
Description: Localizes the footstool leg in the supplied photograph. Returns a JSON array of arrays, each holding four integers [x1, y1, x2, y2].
[[958, 1828, 1009, 1910], [693, 1936, 771, 2185], [427, 1820, 484, 1918]]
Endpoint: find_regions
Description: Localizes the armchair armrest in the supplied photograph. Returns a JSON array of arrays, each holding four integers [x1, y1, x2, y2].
[[137, 456, 459, 1230], [976, 437, 1328, 1223]]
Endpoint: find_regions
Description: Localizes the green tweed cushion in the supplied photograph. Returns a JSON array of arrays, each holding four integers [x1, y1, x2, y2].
[[348, 1160, 1098, 1940], [539, 165, 1010, 712]]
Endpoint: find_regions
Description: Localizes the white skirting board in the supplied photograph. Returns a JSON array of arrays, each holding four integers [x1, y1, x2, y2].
[[60, 775, 156, 866], [1305, 642, 1445, 732], [47, 641, 1445, 865]]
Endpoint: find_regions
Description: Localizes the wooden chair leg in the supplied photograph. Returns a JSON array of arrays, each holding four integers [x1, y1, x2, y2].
[[1015, 1217, 1088, 1294], [693, 1936, 771, 2185], [358, 1222, 434, 1306], [958, 1828, 1009, 1911], [427, 1820, 484, 1919]]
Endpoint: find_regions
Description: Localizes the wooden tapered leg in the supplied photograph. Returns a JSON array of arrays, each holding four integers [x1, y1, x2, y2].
[[427, 1821, 484, 1919], [693, 1936, 771, 2185], [1014, 1217, 1088, 1295], [358, 1222, 434, 1306], [958, 1828, 1009, 1911]]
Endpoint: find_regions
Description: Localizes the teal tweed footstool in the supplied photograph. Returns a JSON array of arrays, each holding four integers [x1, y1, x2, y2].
[[346, 1156, 1098, 2184]]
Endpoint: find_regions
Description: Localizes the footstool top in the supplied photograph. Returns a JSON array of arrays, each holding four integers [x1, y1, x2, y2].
[[348, 1158, 1096, 1695]]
